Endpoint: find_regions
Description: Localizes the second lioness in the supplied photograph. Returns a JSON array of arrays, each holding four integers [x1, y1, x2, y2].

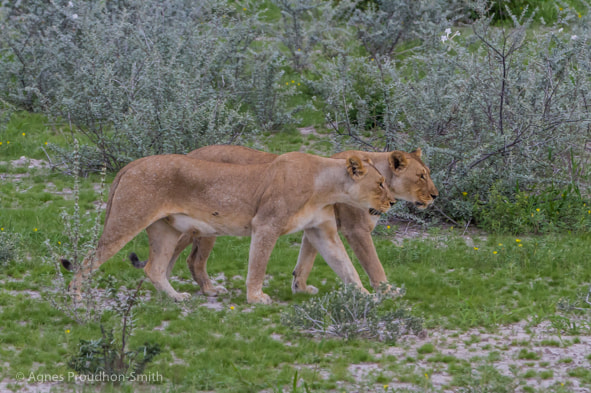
[[134, 145, 438, 295]]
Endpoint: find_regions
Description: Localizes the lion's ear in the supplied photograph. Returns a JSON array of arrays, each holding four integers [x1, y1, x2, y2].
[[411, 148, 422, 158], [346, 156, 368, 179], [389, 151, 408, 172]]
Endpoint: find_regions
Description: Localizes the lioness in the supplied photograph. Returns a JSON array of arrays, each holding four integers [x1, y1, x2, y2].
[[63, 152, 394, 304], [135, 145, 438, 295]]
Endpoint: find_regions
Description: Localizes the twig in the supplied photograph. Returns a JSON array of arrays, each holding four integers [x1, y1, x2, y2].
[[40, 146, 54, 169], [462, 218, 471, 236], [433, 205, 460, 226]]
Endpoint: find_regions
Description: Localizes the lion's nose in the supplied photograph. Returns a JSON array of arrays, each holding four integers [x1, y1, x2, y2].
[[431, 194, 438, 200]]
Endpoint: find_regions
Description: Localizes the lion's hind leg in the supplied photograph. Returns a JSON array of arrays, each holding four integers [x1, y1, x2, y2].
[[187, 237, 228, 297], [291, 232, 319, 295], [144, 221, 192, 302]]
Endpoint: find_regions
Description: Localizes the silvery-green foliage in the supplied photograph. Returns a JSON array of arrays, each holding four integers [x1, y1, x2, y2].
[[308, 54, 406, 150], [343, 0, 456, 59], [396, 3, 591, 221], [281, 284, 422, 342], [0, 0, 294, 170], [312, 1, 591, 223], [269, 0, 328, 71], [0, 231, 19, 264]]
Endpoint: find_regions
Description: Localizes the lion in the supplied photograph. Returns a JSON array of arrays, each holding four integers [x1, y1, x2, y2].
[[132, 145, 438, 296], [62, 152, 395, 304]]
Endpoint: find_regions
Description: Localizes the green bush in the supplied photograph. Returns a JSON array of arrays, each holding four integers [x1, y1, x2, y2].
[[0, 0, 298, 171], [312, 1, 591, 227], [474, 184, 591, 234], [0, 230, 19, 264], [281, 284, 423, 342]]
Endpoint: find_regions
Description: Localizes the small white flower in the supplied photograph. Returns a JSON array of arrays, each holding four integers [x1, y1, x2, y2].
[[441, 35, 448, 43], [68, 1, 73, 7], [571, 35, 578, 40], [558, 28, 563, 32], [71, 13, 78, 19], [445, 28, 452, 35]]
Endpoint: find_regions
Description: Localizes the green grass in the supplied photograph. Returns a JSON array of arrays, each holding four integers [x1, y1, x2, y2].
[[1, 111, 591, 391]]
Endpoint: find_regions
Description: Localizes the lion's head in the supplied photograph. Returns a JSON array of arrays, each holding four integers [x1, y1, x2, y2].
[[387, 148, 438, 209], [345, 156, 395, 215]]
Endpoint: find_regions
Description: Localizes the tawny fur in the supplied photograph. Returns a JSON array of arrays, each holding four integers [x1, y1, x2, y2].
[[65, 152, 394, 304], [134, 145, 438, 296]]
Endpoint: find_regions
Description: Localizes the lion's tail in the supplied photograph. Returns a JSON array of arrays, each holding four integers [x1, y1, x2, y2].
[[129, 252, 148, 268]]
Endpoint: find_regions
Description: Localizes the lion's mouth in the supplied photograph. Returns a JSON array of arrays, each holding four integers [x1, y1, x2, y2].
[[369, 208, 382, 216]]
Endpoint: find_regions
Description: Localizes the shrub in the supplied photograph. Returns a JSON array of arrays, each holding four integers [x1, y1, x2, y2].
[[67, 279, 161, 380], [0, 230, 19, 264], [0, 0, 296, 171], [474, 183, 591, 233], [313, 0, 591, 229], [281, 284, 423, 342]]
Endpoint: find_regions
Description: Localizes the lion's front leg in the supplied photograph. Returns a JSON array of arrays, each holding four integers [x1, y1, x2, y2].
[[246, 228, 279, 304], [304, 221, 366, 292], [340, 224, 389, 292]]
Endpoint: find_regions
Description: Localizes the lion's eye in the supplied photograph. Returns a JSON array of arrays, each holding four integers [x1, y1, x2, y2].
[[419, 174, 425, 180], [379, 182, 385, 189]]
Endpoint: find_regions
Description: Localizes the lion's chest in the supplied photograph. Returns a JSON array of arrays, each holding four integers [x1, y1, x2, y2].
[[282, 205, 334, 235]]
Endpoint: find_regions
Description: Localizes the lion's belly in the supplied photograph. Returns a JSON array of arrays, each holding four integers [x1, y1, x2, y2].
[[282, 205, 334, 235], [167, 213, 251, 236]]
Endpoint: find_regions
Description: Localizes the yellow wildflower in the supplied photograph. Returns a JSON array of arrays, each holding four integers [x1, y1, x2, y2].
[[462, 192, 468, 196], [536, 208, 540, 212], [22, 132, 26, 136], [493, 251, 497, 255], [230, 306, 235, 310], [516, 239, 521, 243], [65, 329, 70, 334], [474, 247, 479, 251]]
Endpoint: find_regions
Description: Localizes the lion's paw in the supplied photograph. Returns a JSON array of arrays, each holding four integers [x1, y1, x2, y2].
[[202, 285, 228, 297], [69, 291, 83, 302], [172, 292, 192, 302], [304, 285, 318, 295], [291, 278, 318, 295], [377, 283, 405, 298], [247, 292, 272, 304]]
